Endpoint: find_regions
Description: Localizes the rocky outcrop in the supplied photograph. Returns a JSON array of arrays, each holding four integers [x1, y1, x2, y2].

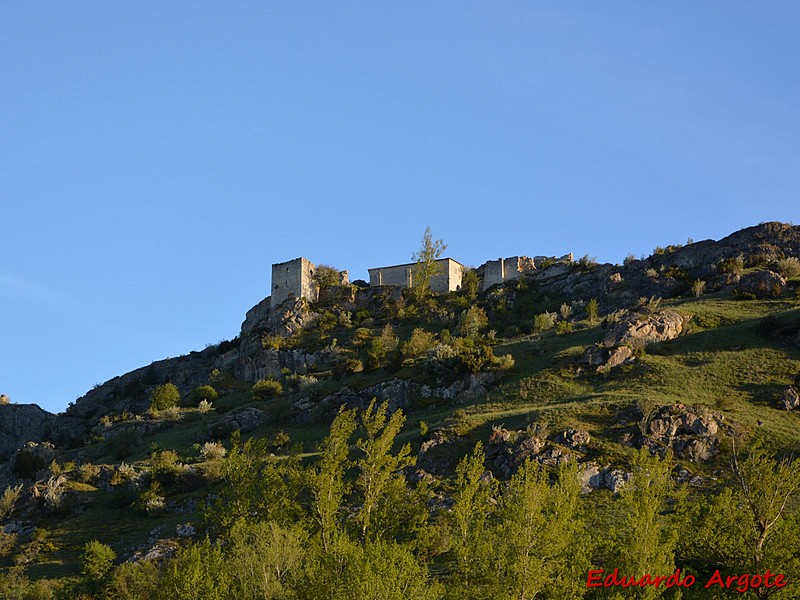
[[240, 297, 272, 336], [486, 426, 575, 478], [578, 463, 630, 494], [555, 429, 591, 448], [579, 309, 686, 373], [640, 404, 723, 462], [210, 407, 268, 437], [265, 298, 318, 337], [0, 404, 54, 461], [778, 386, 800, 411], [11, 442, 56, 479], [603, 309, 686, 348], [736, 270, 787, 298]]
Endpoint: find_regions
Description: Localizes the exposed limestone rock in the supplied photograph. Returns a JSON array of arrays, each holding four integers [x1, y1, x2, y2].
[[210, 407, 267, 437], [364, 379, 420, 413], [641, 404, 723, 462], [578, 309, 686, 374], [240, 297, 272, 336], [11, 442, 56, 479], [0, 404, 54, 461], [603, 309, 686, 348], [735, 270, 787, 298], [555, 429, 591, 448], [416, 430, 462, 475], [486, 426, 571, 478], [578, 462, 631, 494], [777, 386, 800, 411], [266, 298, 318, 337], [605, 346, 635, 369]]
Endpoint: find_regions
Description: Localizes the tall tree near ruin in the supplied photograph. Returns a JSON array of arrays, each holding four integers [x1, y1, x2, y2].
[[411, 226, 447, 300]]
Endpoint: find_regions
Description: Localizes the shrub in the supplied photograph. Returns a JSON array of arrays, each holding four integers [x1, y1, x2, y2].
[[623, 254, 637, 266], [0, 531, 16, 558], [0, 393, 9, 405], [138, 482, 166, 516], [82, 540, 116, 582], [776, 257, 800, 278], [149, 383, 180, 412], [315, 311, 337, 332], [586, 299, 599, 324], [559, 303, 572, 320], [12, 448, 49, 479], [104, 561, 160, 600], [533, 312, 557, 332], [718, 255, 745, 275], [556, 320, 574, 335], [158, 406, 183, 422], [402, 328, 438, 360], [198, 399, 214, 413], [200, 441, 227, 461], [457, 306, 489, 338], [77, 463, 100, 484], [43, 475, 66, 511], [190, 385, 218, 405], [272, 431, 291, 449], [0, 484, 23, 520], [577, 254, 598, 270], [692, 279, 706, 298], [494, 354, 515, 370], [251, 378, 283, 400]]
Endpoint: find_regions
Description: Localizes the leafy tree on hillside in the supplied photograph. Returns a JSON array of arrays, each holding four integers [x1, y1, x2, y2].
[[411, 227, 447, 300], [149, 383, 180, 412]]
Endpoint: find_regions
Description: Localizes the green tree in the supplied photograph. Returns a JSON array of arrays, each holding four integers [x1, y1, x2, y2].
[[491, 460, 589, 600], [687, 442, 800, 598], [608, 448, 681, 599], [457, 306, 489, 339], [354, 400, 414, 541], [228, 520, 307, 599], [82, 540, 116, 583], [446, 443, 496, 598], [206, 432, 302, 531], [411, 227, 447, 300], [313, 264, 344, 288], [149, 383, 180, 412], [103, 561, 160, 600], [309, 407, 357, 553], [460, 268, 479, 299], [189, 385, 218, 405], [157, 537, 233, 600], [586, 298, 599, 324]]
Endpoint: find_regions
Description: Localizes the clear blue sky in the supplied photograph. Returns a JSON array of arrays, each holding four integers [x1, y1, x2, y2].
[[2, 3, 799, 413]]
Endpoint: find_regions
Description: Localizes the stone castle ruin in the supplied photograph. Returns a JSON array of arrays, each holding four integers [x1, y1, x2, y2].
[[368, 258, 465, 294], [241, 252, 572, 335]]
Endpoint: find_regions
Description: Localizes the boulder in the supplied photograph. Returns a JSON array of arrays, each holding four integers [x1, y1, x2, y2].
[[735, 270, 787, 298], [555, 429, 591, 448], [603, 309, 686, 348], [778, 386, 800, 411]]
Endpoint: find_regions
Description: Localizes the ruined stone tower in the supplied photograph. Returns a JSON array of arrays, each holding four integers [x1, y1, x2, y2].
[[270, 257, 318, 309]]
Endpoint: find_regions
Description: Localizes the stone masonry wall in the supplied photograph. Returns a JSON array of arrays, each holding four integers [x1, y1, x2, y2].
[[368, 258, 464, 294], [271, 257, 318, 309]]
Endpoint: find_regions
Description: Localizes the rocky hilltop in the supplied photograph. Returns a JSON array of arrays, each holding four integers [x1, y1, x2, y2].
[[3, 221, 799, 460]]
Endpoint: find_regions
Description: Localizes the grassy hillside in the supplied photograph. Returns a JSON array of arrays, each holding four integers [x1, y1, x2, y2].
[[2, 227, 800, 598]]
